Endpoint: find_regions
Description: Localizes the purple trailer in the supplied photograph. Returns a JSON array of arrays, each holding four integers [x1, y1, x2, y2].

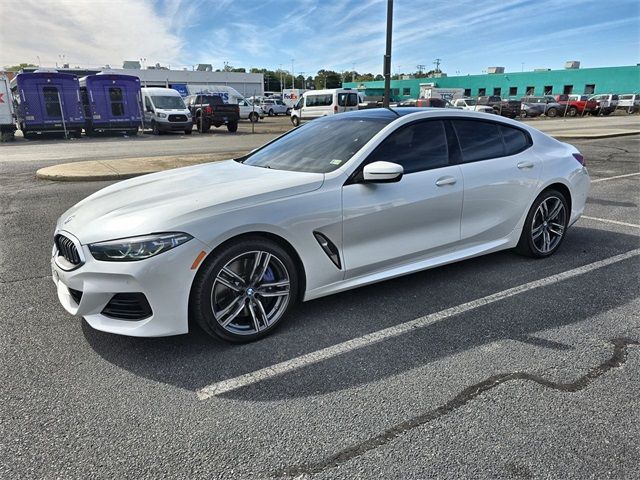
[[11, 71, 85, 138], [79, 74, 142, 135]]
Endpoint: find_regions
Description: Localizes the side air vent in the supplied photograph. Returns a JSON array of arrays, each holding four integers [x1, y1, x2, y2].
[[313, 232, 342, 269]]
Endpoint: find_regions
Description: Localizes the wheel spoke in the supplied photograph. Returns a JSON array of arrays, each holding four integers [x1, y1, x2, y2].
[[255, 252, 272, 284], [532, 223, 544, 240], [216, 267, 245, 292], [257, 280, 290, 297], [254, 298, 270, 327], [543, 230, 551, 252], [219, 297, 247, 327], [547, 199, 563, 221], [549, 222, 565, 236], [247, 301, 262, 332]]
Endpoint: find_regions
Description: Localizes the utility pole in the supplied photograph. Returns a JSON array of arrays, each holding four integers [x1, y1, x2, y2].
[[416, 64, 425, 76], [383, 0, 393, 108], [291, 59, 295, 89], [433, 58, 441, 73], [352, 63, 355, 82]]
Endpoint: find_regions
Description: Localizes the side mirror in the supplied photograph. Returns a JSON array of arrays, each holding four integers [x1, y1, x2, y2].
[[363, 161, 404, 183]]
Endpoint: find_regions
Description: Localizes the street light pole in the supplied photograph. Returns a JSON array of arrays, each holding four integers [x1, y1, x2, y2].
[[291, 59, 295, 89], [383, 0, 393, 108]]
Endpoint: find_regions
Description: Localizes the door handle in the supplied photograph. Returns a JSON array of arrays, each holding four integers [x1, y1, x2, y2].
[[517, 161, 534, 169], [435, 176, 457, 186]]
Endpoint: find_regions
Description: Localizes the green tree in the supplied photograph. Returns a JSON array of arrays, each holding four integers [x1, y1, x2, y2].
[[314, 69, 341, 89], [3, 63, 37, 72]]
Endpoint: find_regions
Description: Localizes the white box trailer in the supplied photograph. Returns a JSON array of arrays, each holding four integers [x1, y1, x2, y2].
[[0, 75, 16, 141], [419, 85, 464, 102], [282, 89, 306, 107]]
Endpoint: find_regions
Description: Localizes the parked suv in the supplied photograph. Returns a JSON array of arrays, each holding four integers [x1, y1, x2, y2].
[[617, 94, 639, 113], [476, 96, 521, 118], [184, 94, 240, 132], [588, 94, 619, 115], [260, 98, 289, 116], [520, 96, 564, 117], [555, 94, 597, 117]]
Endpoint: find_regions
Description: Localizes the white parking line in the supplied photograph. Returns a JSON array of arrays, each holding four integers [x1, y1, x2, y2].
[[196, 248, 640, 400], [591, 172, 640, 183], [582, 216, 640, 229]]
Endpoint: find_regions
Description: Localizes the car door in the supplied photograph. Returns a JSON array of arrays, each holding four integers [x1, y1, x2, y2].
[[451, 119, 540, 244], [341, 119, 464, 279]]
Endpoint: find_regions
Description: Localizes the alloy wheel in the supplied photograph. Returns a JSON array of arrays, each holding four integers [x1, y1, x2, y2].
[[531, 196, 566, 254], [210, 251, 290, 335]]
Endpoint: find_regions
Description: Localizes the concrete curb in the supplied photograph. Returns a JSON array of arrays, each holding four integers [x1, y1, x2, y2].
[[36, 151, 248, 182]]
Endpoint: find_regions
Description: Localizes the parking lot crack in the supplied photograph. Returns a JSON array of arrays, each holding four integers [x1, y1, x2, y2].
[[274, 338, 639, 478]]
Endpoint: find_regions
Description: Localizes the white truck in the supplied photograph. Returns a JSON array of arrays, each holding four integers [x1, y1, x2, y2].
[[0, 75, 16, 141], [418, 84, 464, 102], [452, 98, 495, 113]]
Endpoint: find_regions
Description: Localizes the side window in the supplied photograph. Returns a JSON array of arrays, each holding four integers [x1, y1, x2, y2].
[[453, 120, 505, 162], [145, 96, 153, 111], [348, 93, 358, 106], [500, 125, 530, 156], [367, 120, 449, 174]]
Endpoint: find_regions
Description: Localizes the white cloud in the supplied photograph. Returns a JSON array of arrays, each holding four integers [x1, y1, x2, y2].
[[0, 0, 184, 68]]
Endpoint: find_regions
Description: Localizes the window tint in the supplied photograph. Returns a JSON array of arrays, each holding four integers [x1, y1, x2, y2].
[[109, 87, 124, 116], [500, 126, 529, 155], [367, 120, 449, 174], [337, 93, 358, 107], [43, 86, 62, 117], [305, 94, 332, 107], [453, 120, 505, 162]]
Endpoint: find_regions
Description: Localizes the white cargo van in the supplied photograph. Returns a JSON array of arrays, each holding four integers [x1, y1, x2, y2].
[[141, 88, 192, 135], [0, 75, 16, 141], [290, 88, 359, 126]]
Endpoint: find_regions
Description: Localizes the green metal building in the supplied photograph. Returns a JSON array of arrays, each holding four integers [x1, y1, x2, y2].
[[343, 65, 640, 101]]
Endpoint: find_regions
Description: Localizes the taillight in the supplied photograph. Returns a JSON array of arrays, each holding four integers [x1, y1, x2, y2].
[[205, 106, 212, 114], [573, 153, 585, 166], [334, 105, 338, 112]]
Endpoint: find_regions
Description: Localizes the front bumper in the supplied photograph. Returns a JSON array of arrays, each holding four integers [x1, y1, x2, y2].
[[51, 231, 209, 337]]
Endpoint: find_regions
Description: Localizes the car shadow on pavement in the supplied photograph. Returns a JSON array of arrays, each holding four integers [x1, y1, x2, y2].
[[82, 227, 640, 398]]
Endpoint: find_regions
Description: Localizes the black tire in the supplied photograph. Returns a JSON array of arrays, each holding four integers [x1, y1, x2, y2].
[[190, 237, 299, 342], [515, 189, 569, 258], [520, 110, 527, 118], [127, 128, 138, 136], [73, 129, 82, 139], [601, 109, 611, 116], [152, 121, 160, 135], [291, 116, 300, 127], [286, 108, 291, 115], [546, 107, 558, 118], [227, 121, 238, 133], [268, 108, 274, 117], [567, 106, 578, 117], [249, 112, 259, 123], [184, 128, 192, 135]]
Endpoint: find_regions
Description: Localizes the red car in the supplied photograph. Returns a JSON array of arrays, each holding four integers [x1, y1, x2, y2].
[[555, 94, 597, 117]]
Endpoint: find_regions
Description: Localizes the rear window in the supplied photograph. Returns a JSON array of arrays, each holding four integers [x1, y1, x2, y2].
[[202, 95, 224, 105], [452, 120, 505, 162], [43, 86, 62, 117], [500, 125, 530, 156]]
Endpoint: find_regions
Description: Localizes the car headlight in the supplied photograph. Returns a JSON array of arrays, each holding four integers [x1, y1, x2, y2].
[[157, 112, 167, 118], [89, 233, 193, 261], [186, 112, 192, 118]]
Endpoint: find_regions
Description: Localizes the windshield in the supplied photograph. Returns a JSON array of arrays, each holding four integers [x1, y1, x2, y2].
[[240, 117, 392, 173], [151, 95, 186, 109], [464, 99, 477, 105]]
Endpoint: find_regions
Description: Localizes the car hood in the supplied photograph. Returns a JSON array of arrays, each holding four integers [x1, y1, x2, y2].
[[58, 160, 324, 244]]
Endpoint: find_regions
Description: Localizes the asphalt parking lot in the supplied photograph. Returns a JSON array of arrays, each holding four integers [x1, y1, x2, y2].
[[1, 130, 639, 478]]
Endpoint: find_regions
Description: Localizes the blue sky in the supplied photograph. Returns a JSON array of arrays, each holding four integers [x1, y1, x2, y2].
[[2, 0, 639, 75]]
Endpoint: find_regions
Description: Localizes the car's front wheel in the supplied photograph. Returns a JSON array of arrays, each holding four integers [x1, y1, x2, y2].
[[515, 189, 569, 258], [191, 238, 298, 342]]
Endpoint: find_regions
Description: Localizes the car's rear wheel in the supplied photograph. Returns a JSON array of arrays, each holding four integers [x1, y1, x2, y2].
[[515, 189, 569, 258], [191, 238, 298, 342], [567, 106, 578, 117], [249, 112, 259, 123], [227, 121, 238, 133], [546, 107, 558, 117]]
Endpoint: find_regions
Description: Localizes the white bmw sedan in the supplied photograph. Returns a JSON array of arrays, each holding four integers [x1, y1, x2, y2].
[[52, 108, 590, 342]]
